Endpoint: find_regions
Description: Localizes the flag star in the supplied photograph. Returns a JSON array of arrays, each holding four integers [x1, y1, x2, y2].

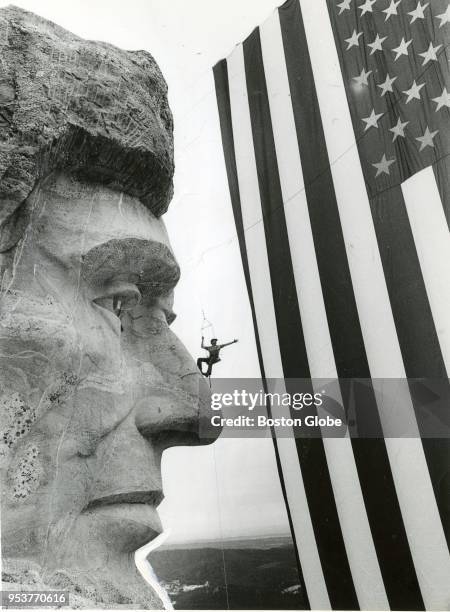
[[403, 80, 425, 103], [337, 0, 352, 14], [435, 6, 450, 27], [359, 0, 377, 15], [432, 87, 450, 111], [378, 73, 397, 96], [383, 0, 401, 20], [408, 1, 429, 23], [362, 108, 384, 131], [345, 29, 363, 49], [416, 126, 438, 151], [418, 42, 442, 65], [353, 67, 372, 86], [392, 37, 413, 60], [367, 33, 387, 54], [373, 154, 396, 177], [389, 117, 409, 141]]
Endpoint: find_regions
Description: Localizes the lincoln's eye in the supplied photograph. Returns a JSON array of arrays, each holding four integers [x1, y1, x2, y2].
[[93, 281, 142, 323]]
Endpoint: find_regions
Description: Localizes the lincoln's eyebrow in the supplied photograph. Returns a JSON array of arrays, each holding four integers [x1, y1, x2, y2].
[[81, 237, 180, 298]]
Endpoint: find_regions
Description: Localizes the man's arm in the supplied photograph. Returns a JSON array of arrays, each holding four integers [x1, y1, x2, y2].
[[218, 339, 238, 349], [201, 336, 205, 349]]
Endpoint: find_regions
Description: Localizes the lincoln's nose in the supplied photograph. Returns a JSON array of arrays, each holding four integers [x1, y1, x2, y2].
[[133, 328, 222, 449]]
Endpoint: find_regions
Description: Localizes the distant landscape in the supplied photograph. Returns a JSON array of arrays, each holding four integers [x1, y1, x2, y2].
[[150, 535, 306, 609]]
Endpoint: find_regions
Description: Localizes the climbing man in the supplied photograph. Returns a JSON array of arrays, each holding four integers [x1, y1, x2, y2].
[[197, 337, 238, 377]]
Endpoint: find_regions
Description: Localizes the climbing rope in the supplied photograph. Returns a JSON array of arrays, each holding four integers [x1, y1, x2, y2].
[[200, 309, 216, 340]]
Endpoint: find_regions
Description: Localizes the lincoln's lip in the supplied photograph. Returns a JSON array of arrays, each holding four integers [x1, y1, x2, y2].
[[82, 490, 164, 539], [85, 490, 164, 510]]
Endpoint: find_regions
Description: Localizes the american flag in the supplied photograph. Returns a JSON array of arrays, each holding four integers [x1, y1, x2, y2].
[[214, 0, 449, 610], [331, 0, 449, 215]]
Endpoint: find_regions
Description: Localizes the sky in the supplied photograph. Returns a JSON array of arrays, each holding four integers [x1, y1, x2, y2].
[[0, 0, 292, 544]]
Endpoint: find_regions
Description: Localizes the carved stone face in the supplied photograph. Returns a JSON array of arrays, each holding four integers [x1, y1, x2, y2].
[[0, 172, 213, 607]]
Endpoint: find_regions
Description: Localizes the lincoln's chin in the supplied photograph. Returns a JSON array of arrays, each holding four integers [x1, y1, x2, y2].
[[81, 500, 164, 553], [2, 511, 166, 609]]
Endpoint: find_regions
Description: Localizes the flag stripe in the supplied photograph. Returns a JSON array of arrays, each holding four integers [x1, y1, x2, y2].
[[368, 187, 447, 379], [279, 0, 371, 380], [278, 2, 425, 608], [401, 168, 450, 378], [299, 1, 450, 608], [242, 29, 309, 380], [433, 156, 450, 230], [213, 59, 268, 382], [402, 168, 450, 546], [242, 28, 359, 610], [259, 11, 390, 610], [227, 44, 330, 609], [213, 58, 310, 607]]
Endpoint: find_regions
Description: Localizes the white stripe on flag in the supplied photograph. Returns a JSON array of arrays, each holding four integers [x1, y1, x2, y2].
[[259, 11, 389, 610], [402, 167, 450, 374], [227, 43, 331, 610], [298, 0, 450, 608]]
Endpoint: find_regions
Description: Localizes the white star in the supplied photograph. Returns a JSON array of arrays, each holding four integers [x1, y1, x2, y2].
[[362, 108, 384, 131], [416, 126, 438, 151], [378, 73, 397, 96], [392, 37, 413, 60], [337, 0, 352, 14], [359, 0, 377, 15], [432, 87, 450, 111], [403, 80, 425, 103], [373, 154, 396, 177], [435, 6, 450, 27], [383, 0, 401, 20], [389, 117, 409, 141], [345, 29, 363, 49], [353, 67, 373, 86], [418, 42, 442, 65], [367, 33, 387, 54], [408, 1, 429, 23]]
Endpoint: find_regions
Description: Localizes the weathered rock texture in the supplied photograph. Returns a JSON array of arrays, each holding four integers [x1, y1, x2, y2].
[[0, 7, 217, 610], [0, 5, 174, 251]]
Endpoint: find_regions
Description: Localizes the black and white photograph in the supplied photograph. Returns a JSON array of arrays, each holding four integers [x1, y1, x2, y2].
[[0, 1, 449, 610]]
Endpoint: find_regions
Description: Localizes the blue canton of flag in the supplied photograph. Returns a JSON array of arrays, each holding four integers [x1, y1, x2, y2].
[[328, 0, 449, 212]]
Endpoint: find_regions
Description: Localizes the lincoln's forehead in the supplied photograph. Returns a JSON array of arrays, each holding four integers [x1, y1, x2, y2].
[[26, 174, 177, 281]]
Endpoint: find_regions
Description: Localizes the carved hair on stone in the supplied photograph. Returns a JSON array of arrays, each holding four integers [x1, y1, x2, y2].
[[0, 4, 174, 252]]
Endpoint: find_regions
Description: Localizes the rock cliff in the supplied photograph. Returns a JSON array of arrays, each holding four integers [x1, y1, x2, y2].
[[0, 5, 174, 251]]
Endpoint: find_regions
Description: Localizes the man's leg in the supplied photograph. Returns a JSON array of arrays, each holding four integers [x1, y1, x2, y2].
[[197, 357, 208, 374], [206, 360, 213, 377]]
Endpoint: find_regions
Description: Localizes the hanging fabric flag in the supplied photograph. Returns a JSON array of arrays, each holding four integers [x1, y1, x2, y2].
[[213, 0, 450, 610]]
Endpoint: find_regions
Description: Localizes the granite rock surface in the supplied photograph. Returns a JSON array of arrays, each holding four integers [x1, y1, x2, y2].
[[0, 5, 174, 251]]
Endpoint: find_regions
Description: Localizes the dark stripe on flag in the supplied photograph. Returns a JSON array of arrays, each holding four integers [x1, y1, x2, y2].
[[371, 186, 450, 546], [213, 60, 267, 383], [213, 59, 311, 609], [279, 0, 370, 381], [279, 2, 425, 609], [371, 188, 447, 379], [433, 156, 450, 230], [243, 27, 359, 610]]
